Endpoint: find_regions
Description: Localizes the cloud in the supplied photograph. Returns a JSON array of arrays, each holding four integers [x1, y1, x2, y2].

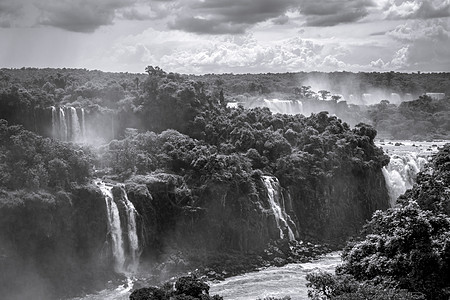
[[299, 0, 375, 26], [0, 0, 24, 27], [168, 0, 299, 34], [272, 15, 289, 25], [384, 0, 450, 20], [372, 19, 450, 71], [169, 17, 248, 34], [108, 28, 359, 73], [36, 0, 137, 32]]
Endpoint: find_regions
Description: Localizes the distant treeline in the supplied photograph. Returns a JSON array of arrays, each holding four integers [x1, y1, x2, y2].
[[0, 67, 449, 140]]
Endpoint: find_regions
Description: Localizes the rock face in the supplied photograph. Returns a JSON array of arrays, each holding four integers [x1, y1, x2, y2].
[[287, 169, 389, 245], [124, 170, 389, 263], [0, 185, 115, 300], [0, 167, 389, 298]]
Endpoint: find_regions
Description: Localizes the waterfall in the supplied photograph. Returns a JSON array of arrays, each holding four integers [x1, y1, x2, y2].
[[95, 180, 140, 274], [119, 185, 140, 273], [70, 107, 82, 142], [49, 106, 86, 143], [59, 107, 68, 141], [51, 106, 58, 139], [382, 153, 427, 206], [262, 176, 296, 241], [263, 99, 303, 115], [81, 108, 86, 141]]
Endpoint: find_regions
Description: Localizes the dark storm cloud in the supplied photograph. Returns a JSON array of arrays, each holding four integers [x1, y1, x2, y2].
[[299, 0, 375, 26], [37, 0, 136, 33], [121, 8, 152, 20], [169, 0, 298, 34], [168, 0, 376, 35], [169, 17, 248, 34]]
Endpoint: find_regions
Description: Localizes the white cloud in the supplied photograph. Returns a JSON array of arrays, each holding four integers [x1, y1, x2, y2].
[[383, 0, 450, 20], [108, 29, 356, 73]]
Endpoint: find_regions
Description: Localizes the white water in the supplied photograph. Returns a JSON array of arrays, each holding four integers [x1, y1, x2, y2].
[[70, 107, 82, 142], [263, 176, 296, 241], [119, 185, 140, 273], [210, 252, 341, 300], [97, 180, 126, 273], [51, 106, 85, 143], [59, 107, 68, 141], [81, 108, 86, 140], [51, 106, 58, 139], [378, 140, 448, 206], [263, 99, 303, 115], [95, 180, 140, 274]]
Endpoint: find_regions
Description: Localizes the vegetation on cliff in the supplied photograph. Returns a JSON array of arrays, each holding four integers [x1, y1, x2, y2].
[[0, 119, 92, 190], [367, 96, 450, 140], [307, 144, 450, 300]]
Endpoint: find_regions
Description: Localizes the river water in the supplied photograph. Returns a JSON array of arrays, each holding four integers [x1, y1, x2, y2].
[[209, 252, 341, 300], [73, 252, 341, 300]]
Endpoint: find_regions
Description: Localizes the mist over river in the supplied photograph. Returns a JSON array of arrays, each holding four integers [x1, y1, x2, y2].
[[73, 252, 341, 300]]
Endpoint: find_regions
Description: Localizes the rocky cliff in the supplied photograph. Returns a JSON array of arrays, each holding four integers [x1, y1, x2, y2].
[[0, 184, 116, 299]]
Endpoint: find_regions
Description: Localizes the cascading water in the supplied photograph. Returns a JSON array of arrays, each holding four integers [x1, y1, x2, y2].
[[70, 107, 82, 142], [50, 106, 86, 143], [59, 107, 68, 141], [263, 99, 303, 115], [81, 108, 86, 141], [51, 106, 58, 139], [95, 180, 140, 274], [379, 141, 447, 206], [382, 153, 427, 206], [263, 176, 296, 241], [119, 185, 140, 273]]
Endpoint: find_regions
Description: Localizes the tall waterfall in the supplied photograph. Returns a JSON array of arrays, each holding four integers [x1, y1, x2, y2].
[[57, 107, 68, 141], [50, 106, 85, 143], [96, 180, 141, 274], [263, 99, 303, 115], [51, 106, 58, 139], [262, 176, 296, 241], [70, 107, 82, 142], [81, 108, 86, 141], [119, 185, 140, 273]]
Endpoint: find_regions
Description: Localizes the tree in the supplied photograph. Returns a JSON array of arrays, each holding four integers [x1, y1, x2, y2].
[[318, 90, 330, 100]]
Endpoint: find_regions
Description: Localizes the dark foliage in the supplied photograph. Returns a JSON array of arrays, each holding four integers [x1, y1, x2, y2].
[[307, 145, 450, 300], [0, 119, 92, 190], [129, 276, 222, 300]]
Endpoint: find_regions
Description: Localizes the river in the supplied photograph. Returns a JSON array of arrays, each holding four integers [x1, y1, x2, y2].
[[73, 252, 341, 300], [210, 252, 341, 300]]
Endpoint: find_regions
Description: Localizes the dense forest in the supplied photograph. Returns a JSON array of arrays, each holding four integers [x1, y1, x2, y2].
[[307, 144, 450, 300], [1, 67, 449, 141], [0, 67, 448, 299]]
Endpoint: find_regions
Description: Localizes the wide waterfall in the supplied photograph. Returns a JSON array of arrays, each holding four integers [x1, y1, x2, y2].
[[382, 153, 427, 206], [50, 106, 86, 142], [263, 176, 296, 241], [379, 141, 447, 206], [95, 180, 141, 274], [263, 99, 303, 115]]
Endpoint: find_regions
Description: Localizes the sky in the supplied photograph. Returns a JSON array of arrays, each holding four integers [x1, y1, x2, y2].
[[0, 0, 449, 74]]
